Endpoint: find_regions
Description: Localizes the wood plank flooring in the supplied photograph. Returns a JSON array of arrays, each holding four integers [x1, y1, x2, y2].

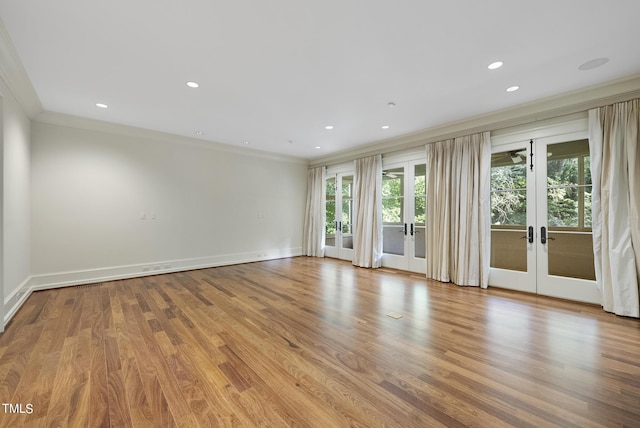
[[1, 257, 639, 427]]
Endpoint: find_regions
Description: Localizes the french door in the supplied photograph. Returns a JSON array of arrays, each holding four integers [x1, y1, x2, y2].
[[489, 133, 600, 304], [381, 161, 426, 273], [324, 173, 354, 261]]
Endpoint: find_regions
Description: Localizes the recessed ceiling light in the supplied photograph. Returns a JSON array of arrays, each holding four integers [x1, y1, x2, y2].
[[506, 85, 520, 92], [488, 61, 503, 70], [288, 140, 294, 144], [315, 146, 321, 149], [578, 57, 609, 71], [96, 103, 108, 108], [387, 102, 396, 108], [325, 125, 334, 130], [381, 125, 390, 129], [186, 81, 199, 88], [195, 131, 203, 135]]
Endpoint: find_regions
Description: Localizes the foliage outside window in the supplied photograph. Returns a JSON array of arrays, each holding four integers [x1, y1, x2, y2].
[[382, 169, 403, 224], [341, 177, 353, 234], [325, 178, 336, 236], [546, 154, 591, 230], [490, 140, 592, 231], [414, 165, 426, 225]]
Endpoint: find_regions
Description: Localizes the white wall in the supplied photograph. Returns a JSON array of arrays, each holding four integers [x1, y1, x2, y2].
[[1, 82, 32, 326], [30, 121, 307, 286]]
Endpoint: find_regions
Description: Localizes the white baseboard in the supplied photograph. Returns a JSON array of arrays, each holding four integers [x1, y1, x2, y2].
[[3, 277, 33, 329], [3, 248, 302, 329]]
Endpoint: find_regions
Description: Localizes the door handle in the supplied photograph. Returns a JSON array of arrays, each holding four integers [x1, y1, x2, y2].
[[540, 226, 556, 244], [404, 223, 407, 235], [339, 221, 342, 233], [520, 226, 534, 243], [410, 223, 414, 236]]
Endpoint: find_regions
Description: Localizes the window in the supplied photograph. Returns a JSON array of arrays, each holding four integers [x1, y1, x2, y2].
[[546, 140, 591, 231], [382, 168, 404, 224]]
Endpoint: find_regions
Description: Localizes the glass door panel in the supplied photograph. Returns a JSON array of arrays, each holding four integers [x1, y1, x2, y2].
[[382, 167, 405, 256], [410, 164, 427, 271], [537, 139, 598, 303], [325, 173, 354, 261], [488, 143, 536, 294], [341, 175, 354, 250], [325, 177, 336, 251], [545, 140, 595, 280], [382, 161, 427, 273], [490, 148, 528, 272]]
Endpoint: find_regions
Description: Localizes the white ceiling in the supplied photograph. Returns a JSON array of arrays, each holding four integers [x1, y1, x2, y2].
[[1, 0, 639, 159]]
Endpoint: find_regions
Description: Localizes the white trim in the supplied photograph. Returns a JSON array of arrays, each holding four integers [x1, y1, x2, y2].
[[3, 277, 32, 328], [309, 74, 640, 167], [34, 112, 308, 166], [326, 161, 354, 175], [3, 249, 302, 329], [382, 147, 425, 165], [491, 116, 588, 147], [0, 20, 43, 117]]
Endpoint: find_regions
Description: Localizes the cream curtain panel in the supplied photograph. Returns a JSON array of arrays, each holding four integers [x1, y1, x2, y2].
[[588, 99, 640, 318], [302, 166, 326, 257], [425, 132, 491, 287], [353, 155, 383, 268]]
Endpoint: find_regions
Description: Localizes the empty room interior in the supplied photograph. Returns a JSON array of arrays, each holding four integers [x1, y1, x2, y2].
[[1, 1, 640, 427]]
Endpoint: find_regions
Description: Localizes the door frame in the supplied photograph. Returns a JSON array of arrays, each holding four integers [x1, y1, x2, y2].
[[325, 163, 355, 261], [381, 152, 427, 274], [489, 116, 600, 304]]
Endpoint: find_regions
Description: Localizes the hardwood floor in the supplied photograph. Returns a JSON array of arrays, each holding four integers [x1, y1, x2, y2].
[[1, 257, 639, 427]]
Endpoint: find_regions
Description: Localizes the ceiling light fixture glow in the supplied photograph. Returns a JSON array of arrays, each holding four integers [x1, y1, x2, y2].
[[96, 103, 108, 108], [506, 85, 520, 92], [195, 131, 203, 135], [325, 125, 334, 130], [243, 141, 250, 145], [186, 81, 200, 88], [488, 61, 503, 70], [315, 146, 321, 149], [381, 125, 390, 129]]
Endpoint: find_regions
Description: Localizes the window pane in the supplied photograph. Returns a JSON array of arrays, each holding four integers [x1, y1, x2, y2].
[[491, 189, 526, 225], [414, 164, 426, 196], [548, 186, 578, 227], [584, 156, 592, 185], [414, 196, 426, 225], [382, 197, 403, 223], [325, 200, 336, 247], [584, 185, 592, 228], [342, 176, 353, 198], [341, 200, 351, 232], [382, 168, 403, 197], [490, 150, 526, 191], [326, 177, 336, 197], [547, 158, 578, 186]]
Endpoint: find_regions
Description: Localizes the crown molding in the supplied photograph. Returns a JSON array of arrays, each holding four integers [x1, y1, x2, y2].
[[35, 111, 309, 165], [309, 74, 640, 168], [0, 19, 43, 118]]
